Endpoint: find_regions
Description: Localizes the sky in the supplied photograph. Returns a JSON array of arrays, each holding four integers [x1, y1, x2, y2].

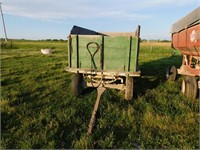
[[0, 0, 200, 40]]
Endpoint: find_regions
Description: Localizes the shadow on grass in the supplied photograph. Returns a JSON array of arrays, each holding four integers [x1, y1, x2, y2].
[[134, 55, 182, 97], [82, 87, 95, 96]]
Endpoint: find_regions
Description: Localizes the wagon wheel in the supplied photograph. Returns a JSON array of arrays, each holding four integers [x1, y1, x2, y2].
[[71, 73, 84, 97], [182, 76, 197, 99], [166, 65, 177, 81], [125, 77, 134, 100]]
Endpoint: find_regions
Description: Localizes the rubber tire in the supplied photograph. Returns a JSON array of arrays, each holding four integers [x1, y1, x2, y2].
[[125, 77, 134, 100], [182, 76, 197, 99], [71, 73, 84, 97], [166, 65, 177, 81]]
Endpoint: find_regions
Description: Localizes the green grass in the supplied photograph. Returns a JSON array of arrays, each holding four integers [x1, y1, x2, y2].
[[1, 40, 199, 149]]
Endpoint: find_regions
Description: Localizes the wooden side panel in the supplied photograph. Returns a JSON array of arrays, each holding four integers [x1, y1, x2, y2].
[[71, 36, 102, 69], [79, 36, 102, 70], [104, 36, 128, 71], [130, 37, 138, 72], [70, 35, 139, 72], [71, 36, 78, 68]]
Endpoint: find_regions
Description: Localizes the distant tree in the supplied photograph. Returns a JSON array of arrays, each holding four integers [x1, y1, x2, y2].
[[161, 39, 171, 42], [149, 39, 157, 42], [141, 39, 147, 42]]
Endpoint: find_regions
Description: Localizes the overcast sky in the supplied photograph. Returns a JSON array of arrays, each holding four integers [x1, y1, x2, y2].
[[0, 0, 199, 40]]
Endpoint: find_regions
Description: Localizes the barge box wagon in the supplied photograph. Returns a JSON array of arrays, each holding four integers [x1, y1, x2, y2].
[[167, 7, 200, 99]]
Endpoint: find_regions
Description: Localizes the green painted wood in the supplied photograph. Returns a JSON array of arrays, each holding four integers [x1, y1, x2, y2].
[[71, 36, 77, 68], [130, 38, 138, 72], [70, 35, 139, 72], [104, 36, 128, 71]]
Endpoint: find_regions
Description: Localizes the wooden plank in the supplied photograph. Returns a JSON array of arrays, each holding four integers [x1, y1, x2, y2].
[[130, 37, 138, 72], [70, 35, 139, 73], [101, 32, 135, 37], [65, 68, 141, 77], [77, 36, 102, 70], [104, 36, 128, 71]]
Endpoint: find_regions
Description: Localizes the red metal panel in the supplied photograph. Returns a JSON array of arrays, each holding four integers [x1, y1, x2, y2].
[[178, 30, 187, 48], [187, 25, 200, 57], [187, 25, 200, 47], [172, 24, 200, 56], [172, 33, 178, 48]]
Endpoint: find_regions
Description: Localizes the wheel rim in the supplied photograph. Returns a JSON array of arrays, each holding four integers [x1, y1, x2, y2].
[[166, 65, 177, 81]]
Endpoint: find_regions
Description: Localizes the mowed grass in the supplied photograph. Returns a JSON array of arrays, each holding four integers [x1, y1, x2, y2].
[[1, 40, 199, 149]]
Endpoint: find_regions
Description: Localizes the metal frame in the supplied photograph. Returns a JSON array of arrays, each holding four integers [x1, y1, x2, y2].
[[177, 55, 200, 76], [65, 67, 141, 90], [65, 68, 141, 77]]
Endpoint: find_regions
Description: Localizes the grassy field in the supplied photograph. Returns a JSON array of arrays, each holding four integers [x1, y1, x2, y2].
[[1, 40, 199, 149]]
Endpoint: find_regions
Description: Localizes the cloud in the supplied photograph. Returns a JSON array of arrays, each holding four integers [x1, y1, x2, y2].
[[1, 0, 198, 22], [1, 0, 198, 40]]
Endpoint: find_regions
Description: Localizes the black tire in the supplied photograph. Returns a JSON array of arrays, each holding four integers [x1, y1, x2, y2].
[[71, 73, 84, 97], [166, 65, 177, 81], [125, 77, 134, 100], [182, 76, 197, 99]]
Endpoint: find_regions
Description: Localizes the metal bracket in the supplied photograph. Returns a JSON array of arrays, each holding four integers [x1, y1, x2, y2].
[[88, 86, 106, 134]]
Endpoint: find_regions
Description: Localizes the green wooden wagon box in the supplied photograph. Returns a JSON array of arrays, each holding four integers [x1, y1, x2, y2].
[[65, 25, 141, 100]]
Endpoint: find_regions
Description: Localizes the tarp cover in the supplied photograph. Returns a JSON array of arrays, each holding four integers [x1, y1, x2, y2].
[[171, 7, 200, 33], [70, 25, 102, 35]]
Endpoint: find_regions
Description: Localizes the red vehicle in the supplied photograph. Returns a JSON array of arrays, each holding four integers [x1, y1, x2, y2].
[[167, 7, 200, 99]]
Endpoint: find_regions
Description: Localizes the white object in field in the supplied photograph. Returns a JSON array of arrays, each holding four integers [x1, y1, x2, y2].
[[41, 49, 52, 55]]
